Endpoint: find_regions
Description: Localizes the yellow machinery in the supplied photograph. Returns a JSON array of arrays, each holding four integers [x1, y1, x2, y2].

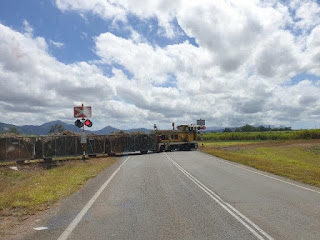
[[151, 124, 198, 151]]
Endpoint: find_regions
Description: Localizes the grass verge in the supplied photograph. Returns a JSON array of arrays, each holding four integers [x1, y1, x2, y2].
[[0, 157, 116, 214], [202, 129, 320, 141], [0, 157, 116, 238], [200, 140, 320, 188]]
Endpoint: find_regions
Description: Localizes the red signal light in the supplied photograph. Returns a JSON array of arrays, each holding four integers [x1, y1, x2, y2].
[[84, 119, 93, 127]]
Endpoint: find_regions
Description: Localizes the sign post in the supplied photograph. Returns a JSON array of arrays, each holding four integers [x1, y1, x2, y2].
[[197, 119, 206, 141], [74, 104, 92, 161], [80, 131, 87, 161]]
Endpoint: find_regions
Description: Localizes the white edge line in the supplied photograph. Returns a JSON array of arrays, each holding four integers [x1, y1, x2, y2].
[[201, 152, 320, 195], [57, 156, 130, 240], [165, 152, 274, 240], [166, 153, 272, 240], [34, 226, 48, 231]]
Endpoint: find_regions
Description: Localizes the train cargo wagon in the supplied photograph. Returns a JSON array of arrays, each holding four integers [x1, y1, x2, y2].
[[86, 135, 106, 156], [106, 133, 156, 155], [0, 137, 36, 162]]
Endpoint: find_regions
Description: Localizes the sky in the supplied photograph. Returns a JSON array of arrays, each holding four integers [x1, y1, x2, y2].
[[0, 0, 320, 130]]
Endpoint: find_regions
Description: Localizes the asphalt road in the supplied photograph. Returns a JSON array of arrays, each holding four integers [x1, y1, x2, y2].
[[24, 151, 320, 240]]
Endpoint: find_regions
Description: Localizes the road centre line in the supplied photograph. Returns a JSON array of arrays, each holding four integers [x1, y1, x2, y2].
[[57, 156, 130, 240], [201, 152, 320, 195], [165, 153, 274, 240]]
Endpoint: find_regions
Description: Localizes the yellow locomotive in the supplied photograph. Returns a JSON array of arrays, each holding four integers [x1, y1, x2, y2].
[[151, 124, 198, 151]]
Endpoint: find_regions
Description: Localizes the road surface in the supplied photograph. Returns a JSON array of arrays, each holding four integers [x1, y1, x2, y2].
[[25, 151, 320, 240]]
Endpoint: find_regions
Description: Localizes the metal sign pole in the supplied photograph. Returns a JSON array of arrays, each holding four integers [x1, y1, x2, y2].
[[82, 121, 85, 161], [74, 103, 92, 160], [197, 119, 206, 142], [81, 103, 86, 161]]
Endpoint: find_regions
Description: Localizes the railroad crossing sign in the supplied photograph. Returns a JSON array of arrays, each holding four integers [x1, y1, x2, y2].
[[74, 104, 92, 161], [197, 119, 206, 141], [197, 119, 205, 126], [74, 106, 92, 118]]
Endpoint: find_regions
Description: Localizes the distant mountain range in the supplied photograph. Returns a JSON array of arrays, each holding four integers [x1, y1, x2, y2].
[[203, 127, 225, 132], [203, 125, 288, 133], [0, 120, 151, 135], [0, 121, 289, 135]]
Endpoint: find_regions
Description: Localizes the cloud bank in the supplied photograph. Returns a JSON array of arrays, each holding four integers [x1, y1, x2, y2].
[[0, 1, 320, 129]]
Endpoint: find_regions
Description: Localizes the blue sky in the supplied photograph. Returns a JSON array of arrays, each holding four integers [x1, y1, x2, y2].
[[0, 0, 195, 67], [0, 0, 319, 130], [2, 0, 315, 85], [1, 0, 115, 63]]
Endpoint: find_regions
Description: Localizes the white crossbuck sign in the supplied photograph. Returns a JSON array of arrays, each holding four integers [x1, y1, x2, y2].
[[74, 106, 92, 118]]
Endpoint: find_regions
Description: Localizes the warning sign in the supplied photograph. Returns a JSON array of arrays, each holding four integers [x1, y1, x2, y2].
[[74, 106, 92, 118], [197, 119, 205, 126]]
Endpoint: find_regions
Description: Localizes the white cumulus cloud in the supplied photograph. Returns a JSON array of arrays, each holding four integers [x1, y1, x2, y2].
[[50, 40, 64, 48], [1, 1, 320, 129]]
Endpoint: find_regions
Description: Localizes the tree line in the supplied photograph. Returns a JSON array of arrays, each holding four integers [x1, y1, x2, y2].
[[223, 124, 292, 133]]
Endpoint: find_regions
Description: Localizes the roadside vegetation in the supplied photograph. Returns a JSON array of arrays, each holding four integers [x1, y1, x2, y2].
[[200, 140, 320, 188], [201, 129, 320, 141], [0, 158, 115, 214]]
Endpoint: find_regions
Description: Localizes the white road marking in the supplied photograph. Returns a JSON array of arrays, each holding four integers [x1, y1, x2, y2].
[[202, 152, 320, 195], [34, 227, 48, 231], [57, 156, 130, 240], [165, 153, 274, 240]]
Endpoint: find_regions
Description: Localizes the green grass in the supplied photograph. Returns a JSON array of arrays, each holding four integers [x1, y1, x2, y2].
[[201, 140, 260, 147], [0, 158, 116, 213], [201, 129, 320, 141], [200, 140, 320, 188]]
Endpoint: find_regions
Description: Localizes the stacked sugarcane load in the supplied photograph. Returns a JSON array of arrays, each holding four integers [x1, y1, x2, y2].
[[0, 133, 20, 138], [49, 130, 80, 136], [39, 131, 81, 158], [106, 131, 155, 154], [0, 134, 36, 162]]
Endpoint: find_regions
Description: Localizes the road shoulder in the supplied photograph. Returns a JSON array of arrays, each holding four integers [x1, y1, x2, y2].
[[3, 157, 125, 240]]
